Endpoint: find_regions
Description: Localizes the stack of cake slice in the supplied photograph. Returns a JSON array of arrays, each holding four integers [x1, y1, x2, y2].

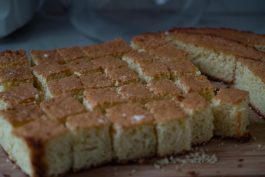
[[0, 32, 254, 177]]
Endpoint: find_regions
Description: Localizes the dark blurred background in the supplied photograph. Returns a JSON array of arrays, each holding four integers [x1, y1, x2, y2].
[[0, 0, 265, 50]]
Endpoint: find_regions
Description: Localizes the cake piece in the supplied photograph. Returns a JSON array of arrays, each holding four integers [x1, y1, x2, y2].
[[66, 111, 112, 171], [45, 75, 83, 100], [40, 95, 86, 123], [0, 67, 33, 92], [0, 105, 48, 155], [0, 50, 29, 69], [211, 88, 250, 137], [117, 83, 155, 103], [147, 79, 182, 100], [32, 63, 72, 89], [57, 46, 87, 62], [234, 58, 265, 116], [83, 87, 123, 111], [105, 66, 140, 86], [83, 38, 131, 59], [145, 100, 191, 156], [30, 49, 65, 65], [92, 56, 127, 70], [171, 27, 265, 52], [67, 59, 100, 76], [106, 103, 156, 161], [180, 93, 214, 144], [12, 119, 72, 177], [130, 32, 167, 50], [122, 51, 154, 67], [0, 83, 40, 110], [175, 75, 214, 100], [80, 72, 114, 89], [167, 31, 264, 83]]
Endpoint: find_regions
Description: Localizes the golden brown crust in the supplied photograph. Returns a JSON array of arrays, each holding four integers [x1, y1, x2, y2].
[[68, 59, 101, 76], [46, 75, 83, 97], [83, 88, 123, 110], [57, 46, 87, 62], [170, 27, 265, 47], [105, 67, 140, 86], [106, 103, 154, 127], [66, 111, 110, 129], [168, 31, 264, 61], [131, 32, 167, 50], [0, 104, 48, 127], [0, 50, 29, 68], [145, 99, 186, 122], [32, 63, 71, 80], [123, 51, 154, 64], [40, 95, 85, 121], [146, 44, 188, 62], [181, 92, 209, 111], [117, 83, 154, 103], [147, 79, 182, 98], [80, 72, 114, 89], [0, 83, 40, 107], [215, 88, 249, 105], [30, 49, 65, 65], [138, 61, 170, 79], [92, 56, 127, 70], [165, 59, 199, 77], [83, 38, 131, 59], [0, 67, 33, 83]]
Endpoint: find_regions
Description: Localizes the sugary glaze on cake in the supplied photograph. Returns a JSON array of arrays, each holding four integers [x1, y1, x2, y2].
[[181, 92, 209, 111], [106, 103, 154, 127], [0, 67, 33, 83], [40, 95, 85, 121], [30, 49, 65, 65], [80, 72, 114, 89], [168, 31, 264, 60], [215, 88, 249, 105]]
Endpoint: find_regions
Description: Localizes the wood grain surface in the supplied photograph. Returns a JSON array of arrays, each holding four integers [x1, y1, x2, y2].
[[0, 109, 264, 177]]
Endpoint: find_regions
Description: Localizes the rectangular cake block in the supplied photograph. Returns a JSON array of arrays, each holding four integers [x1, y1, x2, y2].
[[68, 59, 101, 76], [175, 75, 214, 101], [92, 56, 127, 70], [0, 83, 40, 110], [83, 87, 123, 111], [181, 92, 214, 144], [80, 72, 114, 89], [83, 38, 131, 59], [147, 79, 182, 100], [57, 46, 87, 62], [66, 111, 112, 171], [145, 100, 191, 156], [117, 83, 155, 103], [106, 103, 156, 161], [45, 75, 84, 100], [30, 49, 65, 65], [105, 66, 140, 86], [32, 63, 72, 90], [0, 67, 33, 92], [40, 95, 86, 123], [234, 58, 265, 116], [211, 88, 249, 137], [12, 119, 72, 177], [0, 50, 29, 69], [166, 31, 264, 83]]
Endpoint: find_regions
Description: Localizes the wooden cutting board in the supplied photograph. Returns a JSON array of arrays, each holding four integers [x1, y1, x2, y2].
[[1, 109, 264, 177]]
